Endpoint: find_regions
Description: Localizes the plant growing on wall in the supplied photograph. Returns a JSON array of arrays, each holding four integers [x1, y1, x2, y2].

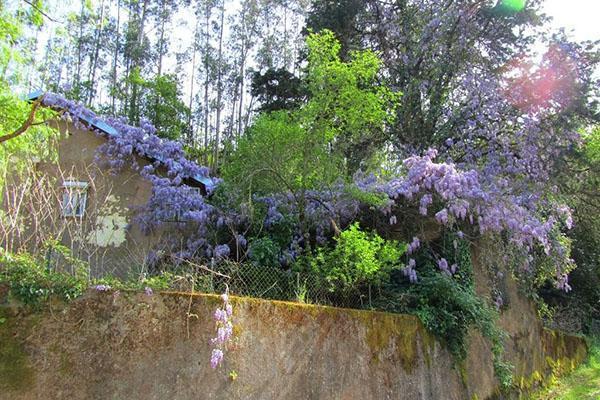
[[210, 290, 234, 369]]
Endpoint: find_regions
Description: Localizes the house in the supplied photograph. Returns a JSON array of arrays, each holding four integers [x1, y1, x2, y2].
[[1, 91, 215, 278]]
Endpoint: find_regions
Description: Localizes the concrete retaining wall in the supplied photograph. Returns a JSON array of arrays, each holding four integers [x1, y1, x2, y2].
[[0, 289, 587, 400]]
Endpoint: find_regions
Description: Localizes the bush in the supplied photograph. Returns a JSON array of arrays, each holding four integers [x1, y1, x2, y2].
[[299, 222, 406, 291], [0, 246, 88, 307]]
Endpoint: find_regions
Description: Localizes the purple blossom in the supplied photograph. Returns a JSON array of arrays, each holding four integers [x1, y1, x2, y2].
[[210, 349, 224, 369], [210, 290, 234, 370], [214, 244, 230, 259], [435, 209, 449, 225], [407, 237, 421, 254], [437, 258, 450, 275]]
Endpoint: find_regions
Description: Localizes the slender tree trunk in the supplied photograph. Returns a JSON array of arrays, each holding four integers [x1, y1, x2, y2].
[[75, 0, 85, 95], [187, 18, 200, 146], [236, 54, 245, 139], [228, 95, 237, 144], [213, 0, 225, 170], [111, 0, 121, 115], [156, 0, 167, 77], [203, 3, 210, 165], [129, 0, 148, 124], [122, 0, 134, 116], [87, 0, 106, 106]]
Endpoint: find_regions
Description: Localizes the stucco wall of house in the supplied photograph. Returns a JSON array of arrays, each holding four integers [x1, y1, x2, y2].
[[2, 120, 185, 277]]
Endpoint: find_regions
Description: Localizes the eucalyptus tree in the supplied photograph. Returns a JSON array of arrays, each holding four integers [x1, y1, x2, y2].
[[227, 0, 261, 139]]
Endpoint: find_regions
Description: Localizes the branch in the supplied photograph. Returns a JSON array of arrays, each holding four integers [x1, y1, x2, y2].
[[0, 95, 45, 144], [22, 0, 61, 23]]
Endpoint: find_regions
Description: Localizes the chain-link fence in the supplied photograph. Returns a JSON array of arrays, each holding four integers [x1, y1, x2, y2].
[[182, 262, 377, 310]]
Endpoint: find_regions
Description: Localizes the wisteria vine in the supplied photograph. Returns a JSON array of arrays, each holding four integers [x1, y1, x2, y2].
[[42, 92, 576, 291], [210, 291, 234, 369]]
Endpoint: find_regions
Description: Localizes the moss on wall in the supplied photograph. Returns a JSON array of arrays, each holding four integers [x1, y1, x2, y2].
[[0, 308, 35, 391]]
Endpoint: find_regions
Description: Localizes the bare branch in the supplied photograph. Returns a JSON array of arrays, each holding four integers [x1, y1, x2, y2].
[[21, 0, 61, 23]]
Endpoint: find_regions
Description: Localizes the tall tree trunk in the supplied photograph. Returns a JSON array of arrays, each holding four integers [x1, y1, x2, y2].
[[122, 0, 134, 116], [111, 0, 121, 115], [129, 0, 148, 124], [187, 18, 200, 146], [156, 0, 167, 77], [213, 0, 225, 170], [236, 54, 245, 139], [202, 3, 211, 165], [75, 0, 85, 96], [87, 0, 106, 106]]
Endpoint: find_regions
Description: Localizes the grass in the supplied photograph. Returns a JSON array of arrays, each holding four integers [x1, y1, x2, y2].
[[529, 338, 600, 400]]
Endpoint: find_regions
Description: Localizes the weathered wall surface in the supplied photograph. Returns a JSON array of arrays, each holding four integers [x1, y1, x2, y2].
[[0, 290, 586, 400], [2, 120, 190, 277]]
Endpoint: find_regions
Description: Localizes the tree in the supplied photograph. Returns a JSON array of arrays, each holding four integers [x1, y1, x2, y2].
[[0, 2, 58, 190], [303, 30, 398, 173], [139, 74, 191, 140], [303, 0, 365, 59], [250, 67, 306, 113]]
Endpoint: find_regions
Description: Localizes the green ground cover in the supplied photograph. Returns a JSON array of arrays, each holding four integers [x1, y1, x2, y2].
[[529, 338, 600, 400]]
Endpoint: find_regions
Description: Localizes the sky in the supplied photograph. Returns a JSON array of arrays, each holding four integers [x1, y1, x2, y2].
[[543, 0, 600, 42], [19, 0, 600, 99]]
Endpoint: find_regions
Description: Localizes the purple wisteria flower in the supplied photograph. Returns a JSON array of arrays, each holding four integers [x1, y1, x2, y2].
[[93, 284, 111, 292], [437, 258, 450, 275], [210, 349, 224, 369], [210, 290, 234, 369], [407, 237, 421, 255]]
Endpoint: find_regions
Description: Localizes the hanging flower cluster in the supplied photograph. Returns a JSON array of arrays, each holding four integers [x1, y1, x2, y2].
[[210, 291, 234, 369], [355, 148, 575, 290]]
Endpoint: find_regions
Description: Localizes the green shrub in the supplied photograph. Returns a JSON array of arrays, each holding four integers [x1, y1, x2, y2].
[[300, 222, 407, 291], [0, 246, 88, 307], [248, 237, 281, 268]]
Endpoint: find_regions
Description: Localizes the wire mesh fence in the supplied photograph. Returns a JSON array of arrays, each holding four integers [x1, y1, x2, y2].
[[184, 262, 376, 310]]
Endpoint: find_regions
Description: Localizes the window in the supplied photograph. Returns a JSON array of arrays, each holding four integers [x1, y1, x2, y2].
[[188, 186, 202, 197], [62, 180, 88, 217]]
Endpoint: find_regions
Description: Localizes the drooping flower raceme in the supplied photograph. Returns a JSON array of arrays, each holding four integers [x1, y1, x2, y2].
[[355, 147, 575, 289], [209, 291, 234, 369]]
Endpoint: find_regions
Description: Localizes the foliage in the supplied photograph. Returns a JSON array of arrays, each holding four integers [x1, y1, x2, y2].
[[0, 5, 58, 191], [247, 237, 281, 269], [304, 29, 399, 172], [92, 271, 177, 293], [0, 245, 88, 307], [303, 0, 365, 59], [250, 68, 307, 113], [541, 126, 600, 331], [222, 110, 341, 196], [528, 338, 600, 400], [300, 223, 406, 291], [225, 29, 396, 193], [374, 234, 513, 387], [137, 73, 191, 141], [0, 91, 57, 189]]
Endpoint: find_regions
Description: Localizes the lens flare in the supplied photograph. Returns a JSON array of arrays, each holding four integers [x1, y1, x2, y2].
[[498, 0, 526, 13]]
